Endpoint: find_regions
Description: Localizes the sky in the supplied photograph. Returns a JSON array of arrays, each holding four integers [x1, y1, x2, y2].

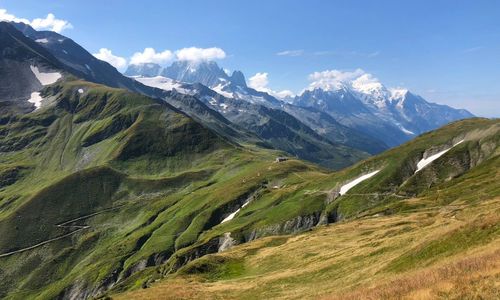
[[1, 0, 499, 117]]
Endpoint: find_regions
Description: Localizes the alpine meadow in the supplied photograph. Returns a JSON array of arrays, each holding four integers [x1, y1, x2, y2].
[[0, 1, 498, 299]]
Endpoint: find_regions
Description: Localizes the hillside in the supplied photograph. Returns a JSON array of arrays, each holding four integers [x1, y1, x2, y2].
[[0, 16, 497, 300], [0, 70, 497, 299], [7, 22, 371, 170], [0, 79, 336, 299], [117, 198, 499, 299], [113, 118, 500, 299]]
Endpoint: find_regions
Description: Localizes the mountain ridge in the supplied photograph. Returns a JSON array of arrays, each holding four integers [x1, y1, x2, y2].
[[0, 20, 497, 300], [6, 22, 370, 169], [126, 59, 474, 148]]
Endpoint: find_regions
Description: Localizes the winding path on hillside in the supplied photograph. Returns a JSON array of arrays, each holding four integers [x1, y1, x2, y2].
[[345, 193, 408, 199], [0, 206, 122, 258]]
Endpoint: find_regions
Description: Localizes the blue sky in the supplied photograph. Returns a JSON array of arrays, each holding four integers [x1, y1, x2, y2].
[[1, 0, 499, 116]]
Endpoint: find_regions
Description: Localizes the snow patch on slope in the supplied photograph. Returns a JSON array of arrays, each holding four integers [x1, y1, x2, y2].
[[30, 66, 61, 85], [339, 170, 380, 195], [212, 83, 234, 98], [415, 140, 464, 173], [133, 76, 191, 94], [221, 201, 251, 223], [28, 92, 43, 109], [399, 126, 415, 135], [35, 38, 49, 44], [389, 88, 408, 100]]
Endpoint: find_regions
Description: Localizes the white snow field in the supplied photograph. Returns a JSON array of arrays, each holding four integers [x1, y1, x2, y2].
[[339, 170, 381, 195], [212, 83, 234, 98], [221, 201, 251, 223], [30, 65, 61, 85], [28, 92, 43, 109], [400, 126, 415, 135], [415, 140, 464, 173], [133, 76, 191, 94]]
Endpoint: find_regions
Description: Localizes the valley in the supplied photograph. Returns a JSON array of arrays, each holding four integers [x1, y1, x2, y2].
[[0, 10, 498, 300]]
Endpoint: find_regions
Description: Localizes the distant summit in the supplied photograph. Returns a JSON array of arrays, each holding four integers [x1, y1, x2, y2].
[[161, 60, 230, 87], [126, 58, 474, 148], [124, 63, 162, 77], [292, 74, 474, 146], [125, 60, 248, 89]]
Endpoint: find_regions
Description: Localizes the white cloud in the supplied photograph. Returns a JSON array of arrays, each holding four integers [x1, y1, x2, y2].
[[127, 47, 226, 65], [175, 47, 226, 62], [0, 8, 29, 23], [93, 48, 127, 69], [248, 72, 269, 90], [248, 72, 295, 99], [276, 49, 304, 57], [273, 89, 295, 99], [94, 46, 228, 70], [31, 13, 72, 33], [307, 69, 387, 95], [130, 48, 174, 65], [0, 9, 72, 33], [351, 73, 383, 93], [307, 69, 366, 91]]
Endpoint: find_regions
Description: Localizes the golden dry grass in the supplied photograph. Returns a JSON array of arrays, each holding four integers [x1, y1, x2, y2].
[[328, 249, 500, 300], [113, 197, 500, 300]]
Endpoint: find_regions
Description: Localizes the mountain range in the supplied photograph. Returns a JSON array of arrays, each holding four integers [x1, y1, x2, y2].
[[125, 60, 474, 148], [0, 20, 497, 300], [2, 20, 474, 169]]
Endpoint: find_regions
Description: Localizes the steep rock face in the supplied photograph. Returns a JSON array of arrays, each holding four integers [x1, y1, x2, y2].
[[400, 131, 499, 196], [0, 22, 66, 113], [281, 104, 388, 155], [11, 22, 154, 97], [162, 60, 229, 87], [229, 70, 247, 87], [389, 91, 474, 134], [245, 213, 322, 242], [295, 88, 370, 116], [167, 212, 323, 275]]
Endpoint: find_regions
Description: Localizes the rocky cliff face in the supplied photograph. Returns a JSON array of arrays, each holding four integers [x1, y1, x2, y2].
[[124, 63, 162, 77]]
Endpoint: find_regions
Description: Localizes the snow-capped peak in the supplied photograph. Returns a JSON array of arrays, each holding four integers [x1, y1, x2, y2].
[[161, 60, 230, 87], [351, 73, 385, 95], [304, 69, 416, 110], [306, 69, 391, 101], [389, 88, 409, 100]]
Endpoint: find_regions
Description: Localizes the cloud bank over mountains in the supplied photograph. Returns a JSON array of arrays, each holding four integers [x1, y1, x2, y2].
[[248, 72, 294, 98], [93, 47, 227, 70], [0, 8, 72, 33]]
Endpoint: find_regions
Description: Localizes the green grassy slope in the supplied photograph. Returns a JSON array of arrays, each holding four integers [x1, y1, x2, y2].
[[0, 79, 329, 299], [114, 120, 500, 300], [110, 118, 498, 298], [0, 78, 497, 299]]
